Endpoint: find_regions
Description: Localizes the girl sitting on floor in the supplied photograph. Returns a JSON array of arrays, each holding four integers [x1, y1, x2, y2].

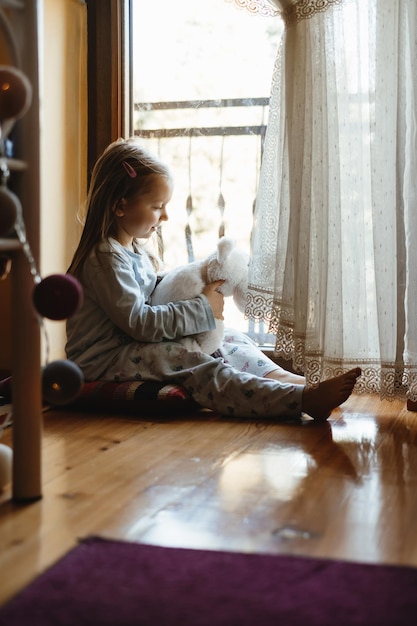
[[65, 138, 361, 420]]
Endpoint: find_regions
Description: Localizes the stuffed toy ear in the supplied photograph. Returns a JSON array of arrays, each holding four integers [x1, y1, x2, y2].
[[216, 236, 235, 263]]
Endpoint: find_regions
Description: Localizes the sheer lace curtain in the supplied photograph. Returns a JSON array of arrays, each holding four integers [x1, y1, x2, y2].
[[229, 0, 417, 401]]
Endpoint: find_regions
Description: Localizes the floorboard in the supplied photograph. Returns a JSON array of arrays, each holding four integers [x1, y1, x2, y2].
[[1, 393, 417, 605]]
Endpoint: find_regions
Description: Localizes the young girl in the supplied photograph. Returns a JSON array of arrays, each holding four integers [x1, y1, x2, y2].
[[66, 138, 361, 420]]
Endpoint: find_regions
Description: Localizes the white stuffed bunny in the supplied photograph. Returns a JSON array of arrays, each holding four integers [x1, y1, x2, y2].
[[151, 236, 249, 354]]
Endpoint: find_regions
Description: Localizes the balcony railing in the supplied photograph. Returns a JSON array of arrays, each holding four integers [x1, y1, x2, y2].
[[134, 97, 269, 140], [133, 96, 274, 345]]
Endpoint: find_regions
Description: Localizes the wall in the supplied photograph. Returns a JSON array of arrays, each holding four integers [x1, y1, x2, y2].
[[40, 0, 87, 362], [0, 0, 87, 372]]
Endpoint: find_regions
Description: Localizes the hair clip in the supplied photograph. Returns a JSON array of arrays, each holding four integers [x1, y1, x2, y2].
[[122, 161, 137, 178]]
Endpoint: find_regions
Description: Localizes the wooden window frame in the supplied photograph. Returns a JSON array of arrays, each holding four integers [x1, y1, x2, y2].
[[86, 0, 131, 177]]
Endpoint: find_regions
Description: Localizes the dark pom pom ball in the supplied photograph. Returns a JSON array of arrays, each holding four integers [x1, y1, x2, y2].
[[0, 66, 32, 122], [33, 273, 83, 320], [0, 186, 21, 237], [42, 359, 84, 405]]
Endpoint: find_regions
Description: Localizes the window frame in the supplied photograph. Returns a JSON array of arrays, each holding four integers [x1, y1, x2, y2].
[[86, 0, 131, 176]]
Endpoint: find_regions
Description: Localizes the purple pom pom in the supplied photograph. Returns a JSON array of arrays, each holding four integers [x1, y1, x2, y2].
[[33, 274, 83, 320]]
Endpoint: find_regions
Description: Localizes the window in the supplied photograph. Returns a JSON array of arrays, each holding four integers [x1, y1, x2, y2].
[[130, 0, 282, 340]]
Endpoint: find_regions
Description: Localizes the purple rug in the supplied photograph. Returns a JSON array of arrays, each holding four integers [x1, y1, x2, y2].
[[1, 537, 416, 626]]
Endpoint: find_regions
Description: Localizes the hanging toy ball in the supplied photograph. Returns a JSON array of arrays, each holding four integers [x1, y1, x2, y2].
[[0, 185, 21, 237], [33, 273, 83, 320], [0, 443, 12, 491], [0, 66, 32, 123], [42, 359, 84, 406]]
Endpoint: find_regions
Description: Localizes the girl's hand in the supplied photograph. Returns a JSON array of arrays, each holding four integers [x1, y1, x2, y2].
[[202, 280, 225, 320]]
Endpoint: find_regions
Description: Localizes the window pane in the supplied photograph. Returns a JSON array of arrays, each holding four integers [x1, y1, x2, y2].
[[132, 0, 280, 102], [131, 0, 283, 343]]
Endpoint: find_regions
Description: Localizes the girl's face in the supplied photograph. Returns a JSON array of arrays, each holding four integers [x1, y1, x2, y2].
[[114, 175, 173, 247]]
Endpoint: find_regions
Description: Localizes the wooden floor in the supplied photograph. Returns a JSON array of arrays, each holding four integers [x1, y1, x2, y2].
[[1, 393, 417, 606]]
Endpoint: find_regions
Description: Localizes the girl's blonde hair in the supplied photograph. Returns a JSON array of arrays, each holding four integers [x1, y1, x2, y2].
[[67, 138, 171, 279]]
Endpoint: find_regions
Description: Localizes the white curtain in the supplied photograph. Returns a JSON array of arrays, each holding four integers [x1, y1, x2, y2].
[[234, 0, 417, 400]]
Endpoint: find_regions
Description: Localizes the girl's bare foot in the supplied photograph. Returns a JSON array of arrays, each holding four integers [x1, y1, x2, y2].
[[301, 368, 361, 421]]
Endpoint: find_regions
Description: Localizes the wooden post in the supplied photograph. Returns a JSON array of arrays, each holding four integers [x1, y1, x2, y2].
[[10, 0, 42, 502]]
